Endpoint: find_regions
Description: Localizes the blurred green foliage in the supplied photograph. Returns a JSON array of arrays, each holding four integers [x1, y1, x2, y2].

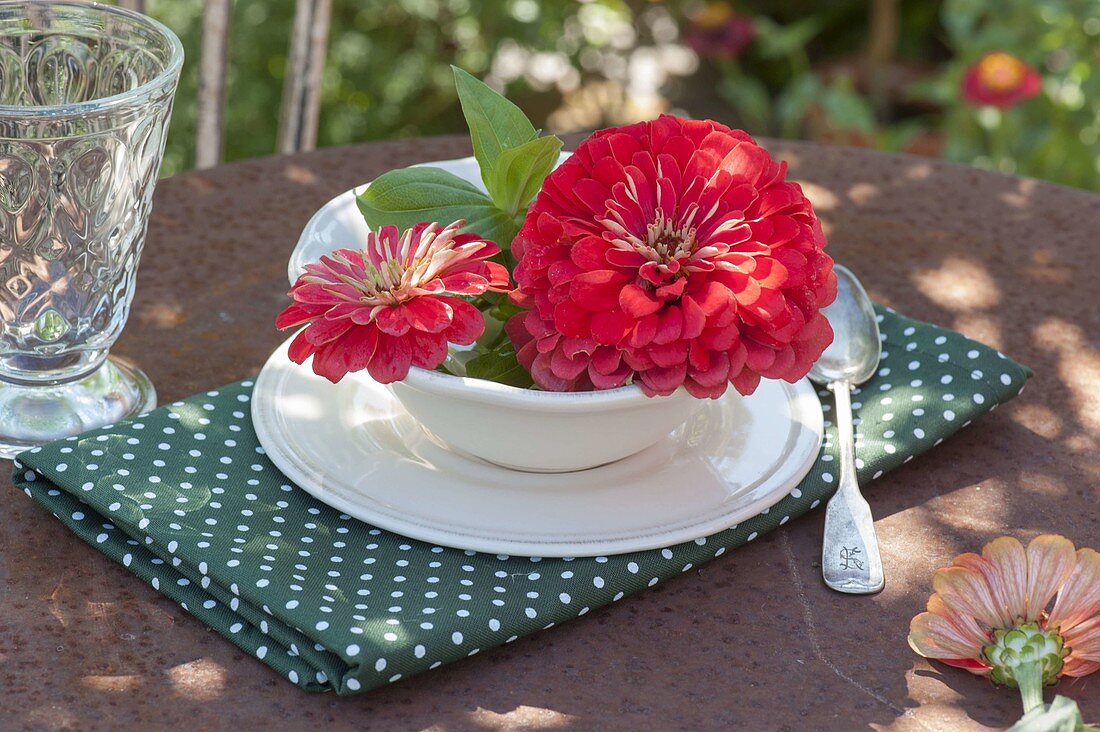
[[925, 0, 1100, 188], [142, 0, 1098, 190], [148, 0, 581, 176]]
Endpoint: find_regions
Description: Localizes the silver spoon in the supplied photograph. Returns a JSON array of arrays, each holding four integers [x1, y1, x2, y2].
[[808, 265, 885, 594]]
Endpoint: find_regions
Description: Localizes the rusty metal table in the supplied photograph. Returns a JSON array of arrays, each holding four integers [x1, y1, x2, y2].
[[2, 136, 1097, 731]]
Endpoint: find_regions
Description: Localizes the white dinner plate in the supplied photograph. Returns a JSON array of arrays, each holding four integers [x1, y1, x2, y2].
[[252, 336, 824, 557]]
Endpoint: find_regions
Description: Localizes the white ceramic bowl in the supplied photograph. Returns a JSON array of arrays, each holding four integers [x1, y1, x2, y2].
[[388, 367, 703, 472], [290, 154, 704, 472], [288, 155, 569, 283]]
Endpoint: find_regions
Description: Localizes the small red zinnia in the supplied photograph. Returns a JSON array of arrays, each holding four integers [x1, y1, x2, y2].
[[508, 115, 836, 399], [961, 52, 1042, 109], [277, 220, 510, 384]]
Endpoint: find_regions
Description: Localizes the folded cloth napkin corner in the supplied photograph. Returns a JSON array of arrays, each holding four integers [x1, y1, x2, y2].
[[12, 305, 1032, 694]]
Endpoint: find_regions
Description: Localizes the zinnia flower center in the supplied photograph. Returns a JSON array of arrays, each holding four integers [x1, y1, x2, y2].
[[315, 223, 478, 309], [357, 259, 414, 300], [608, 210, 700, 290], [332, 257, 418, 307], [978, 53, 1027, 93], [983, 621, 1067, 688], [645, 212, 697, 263]]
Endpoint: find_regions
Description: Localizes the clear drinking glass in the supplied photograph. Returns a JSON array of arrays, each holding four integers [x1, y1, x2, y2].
[[0, 2, 182, 457]]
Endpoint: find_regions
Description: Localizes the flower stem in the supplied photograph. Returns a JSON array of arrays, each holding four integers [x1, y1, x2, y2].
[[1014, 660, 1046, 715]]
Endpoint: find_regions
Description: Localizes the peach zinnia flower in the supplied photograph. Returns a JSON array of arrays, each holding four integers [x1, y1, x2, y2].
[[277, 221, 510, 384], [909, 535, 1100, 712], [961, 52, 1042, 109]]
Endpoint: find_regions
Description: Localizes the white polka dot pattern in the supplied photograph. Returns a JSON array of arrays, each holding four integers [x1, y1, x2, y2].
[[13, 308, 1030, 695]]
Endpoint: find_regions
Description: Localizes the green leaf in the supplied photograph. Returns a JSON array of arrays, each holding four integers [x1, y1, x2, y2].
[[356, 165, 520, 246], [465, 344, 533, 388], [486, 134, 562, 216], [479, 212, 523, 251], [821, 78, 876, 134], [905, 78, 955, 105], [474, 307, 506, 350], [941, 0, 986, 42], [357, 165, 490, 222], [452, 66, 537, 189], [487, 297, 525, 323], [753, 16, 823, 60], [717, 73, 773, 134], [775, 74, 822, 138]]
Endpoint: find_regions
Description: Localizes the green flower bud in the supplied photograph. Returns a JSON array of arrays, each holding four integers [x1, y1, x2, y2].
[[983, 622, 1067, 687]]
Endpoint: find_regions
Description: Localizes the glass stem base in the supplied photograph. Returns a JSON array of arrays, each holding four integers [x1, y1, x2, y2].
[[0, 356, 156, 459]]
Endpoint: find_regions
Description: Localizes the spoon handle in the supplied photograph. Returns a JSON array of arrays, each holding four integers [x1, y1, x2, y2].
[[821, 380, 884, 594]]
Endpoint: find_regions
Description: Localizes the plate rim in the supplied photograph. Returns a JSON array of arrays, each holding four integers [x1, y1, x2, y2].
[[252, 336, 824, 557]]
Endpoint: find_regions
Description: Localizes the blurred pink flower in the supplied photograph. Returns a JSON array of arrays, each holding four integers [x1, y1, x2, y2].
[[961, 52, 1042, 108], [684, 3, 755, 61]]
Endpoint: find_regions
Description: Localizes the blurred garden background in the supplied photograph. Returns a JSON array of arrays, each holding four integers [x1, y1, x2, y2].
[[142, 0, 1099, 190]]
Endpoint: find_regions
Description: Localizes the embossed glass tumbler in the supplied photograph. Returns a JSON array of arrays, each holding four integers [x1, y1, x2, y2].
[[0, 2, 182, 457]]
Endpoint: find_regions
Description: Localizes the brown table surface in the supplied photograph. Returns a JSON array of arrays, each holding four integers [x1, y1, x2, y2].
[[2, 136, 1098, 731]]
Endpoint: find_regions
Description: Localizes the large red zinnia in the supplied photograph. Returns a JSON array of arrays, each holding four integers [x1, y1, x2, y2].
[[508, 115, 836, 398], [277, 220, 509, 384]]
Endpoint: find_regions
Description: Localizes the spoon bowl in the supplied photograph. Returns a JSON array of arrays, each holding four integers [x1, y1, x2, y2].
[[809, 265, 881, 386]]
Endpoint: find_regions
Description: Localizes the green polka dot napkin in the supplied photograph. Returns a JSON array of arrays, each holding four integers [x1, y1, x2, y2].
[[12, 307, 1030, 695]]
